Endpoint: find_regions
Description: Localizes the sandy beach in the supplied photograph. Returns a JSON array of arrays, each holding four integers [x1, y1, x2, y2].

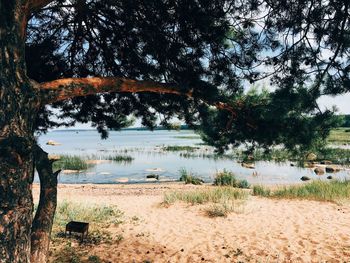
[[32, 183, 350, 262]]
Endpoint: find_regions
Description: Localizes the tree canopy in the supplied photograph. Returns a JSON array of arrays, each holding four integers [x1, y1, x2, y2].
[[26, 0, 349, 149]]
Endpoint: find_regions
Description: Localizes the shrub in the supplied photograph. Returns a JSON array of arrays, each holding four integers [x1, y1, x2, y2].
[[237, 179, 250, 189], [179, 168, 204, 185], [214, 170, 250, 189], [214, 170, 237, 186]]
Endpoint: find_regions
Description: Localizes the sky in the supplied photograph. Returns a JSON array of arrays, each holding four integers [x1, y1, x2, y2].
[[318, 94, 350, 113]]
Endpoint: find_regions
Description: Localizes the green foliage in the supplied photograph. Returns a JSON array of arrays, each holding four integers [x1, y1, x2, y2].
[[252, 185, 271, 197], [213, 170, 250, 189], [178, 168, 204, 185], [88, 255, 101, 263], [199, 87, 339, 153], [237, 179, 250, 189], [214, 170, 237, 186], [173, 135, 201, 139], [107, 155, 134, 163], [314, 148, 350, 165], [253, 180, 350, 203], [27, 0, 347, 149], [163, 145, 197, 152], [53, 155, 90, 171], [328, 128, 350, 144]]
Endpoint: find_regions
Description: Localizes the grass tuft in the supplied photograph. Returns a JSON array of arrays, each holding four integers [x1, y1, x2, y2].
[[54, 201, 124, 227], [179, 168, 204, 185], [53, 155, 91, 171], [252, 185, 271, 197], [163, 145, 198, 151], [252, 180, 350, 203], [214, 170, 250, 189], [163, 186, 248, 205], [107, 154, 134, 163]]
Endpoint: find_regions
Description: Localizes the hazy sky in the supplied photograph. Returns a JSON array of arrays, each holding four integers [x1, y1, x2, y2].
[[318, 93, 350, 113]]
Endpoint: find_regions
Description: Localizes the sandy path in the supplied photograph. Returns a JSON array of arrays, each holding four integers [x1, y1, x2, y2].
[[33, 183, 350, 262]]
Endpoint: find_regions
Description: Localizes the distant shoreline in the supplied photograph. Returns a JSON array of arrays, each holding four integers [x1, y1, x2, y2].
[[48, 125, 194, 132]]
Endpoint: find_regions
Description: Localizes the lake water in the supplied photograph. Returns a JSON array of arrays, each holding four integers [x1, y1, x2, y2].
[[36, 130, 350, 185]]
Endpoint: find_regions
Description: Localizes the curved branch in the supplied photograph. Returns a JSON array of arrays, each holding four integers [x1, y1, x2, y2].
[[39, 77, 238, 127], [39, 77, 193, 105]]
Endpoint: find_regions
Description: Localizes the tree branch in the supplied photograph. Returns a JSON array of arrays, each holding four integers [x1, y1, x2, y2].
[[39, 77, 193, 104], [39, 76, 237, 125]]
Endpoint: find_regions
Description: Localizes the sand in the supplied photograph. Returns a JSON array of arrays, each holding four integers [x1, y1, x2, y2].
[[32, 183, 350, 262]]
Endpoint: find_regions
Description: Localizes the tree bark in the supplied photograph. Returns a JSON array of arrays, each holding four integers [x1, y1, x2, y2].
[[0, 1, 39, 262], [30, 145, 60, 263], [39, 77, 193, 104]]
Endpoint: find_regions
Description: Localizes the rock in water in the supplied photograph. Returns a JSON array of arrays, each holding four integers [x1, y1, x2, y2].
[[46, 140, 61, 146], [327, 175, 333, 180], [241, 162, 255, 169], [146, 174, 159, 180], [300, 176, 311, 181], [325, 166, 340, 173], [314, 167, 325, 175]]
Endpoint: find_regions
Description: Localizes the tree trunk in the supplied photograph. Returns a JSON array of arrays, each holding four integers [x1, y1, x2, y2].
[[0, 1, 39, 262], [30, 145, 60, 263]]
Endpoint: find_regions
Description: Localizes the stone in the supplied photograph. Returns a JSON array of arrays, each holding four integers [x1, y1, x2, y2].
[[327, 175, 333, 179], [314, 167, 325, 175], [300, 176, 311, 181], [46, 140, 61, 146], [241, 162, 255, 169], [325, 166, 341, 173], [146, 174, 159, 180]]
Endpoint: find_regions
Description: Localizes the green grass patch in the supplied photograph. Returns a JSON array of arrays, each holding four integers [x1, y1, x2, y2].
[[252, 185, 271, 197], [106, 154, 134, 163], [328, 128, 350, 144], [53, 155, 91, 171], [49, 202, 125, 262], [173, 135, 201, 139], [54, 201, 124, 227], [314, 148, 350, 165], [163, 145, 198, 151], [214, 170, 250, 189], [163, 186, 248, 205], [179, 168, 204, 185], [252, 180, 350, 203]]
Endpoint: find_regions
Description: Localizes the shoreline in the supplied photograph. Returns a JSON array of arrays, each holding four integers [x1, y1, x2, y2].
[[32, 183, 350, 262]]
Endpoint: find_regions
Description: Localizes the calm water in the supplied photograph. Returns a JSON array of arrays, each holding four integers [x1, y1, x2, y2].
[[36, 130, 350, 185]]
